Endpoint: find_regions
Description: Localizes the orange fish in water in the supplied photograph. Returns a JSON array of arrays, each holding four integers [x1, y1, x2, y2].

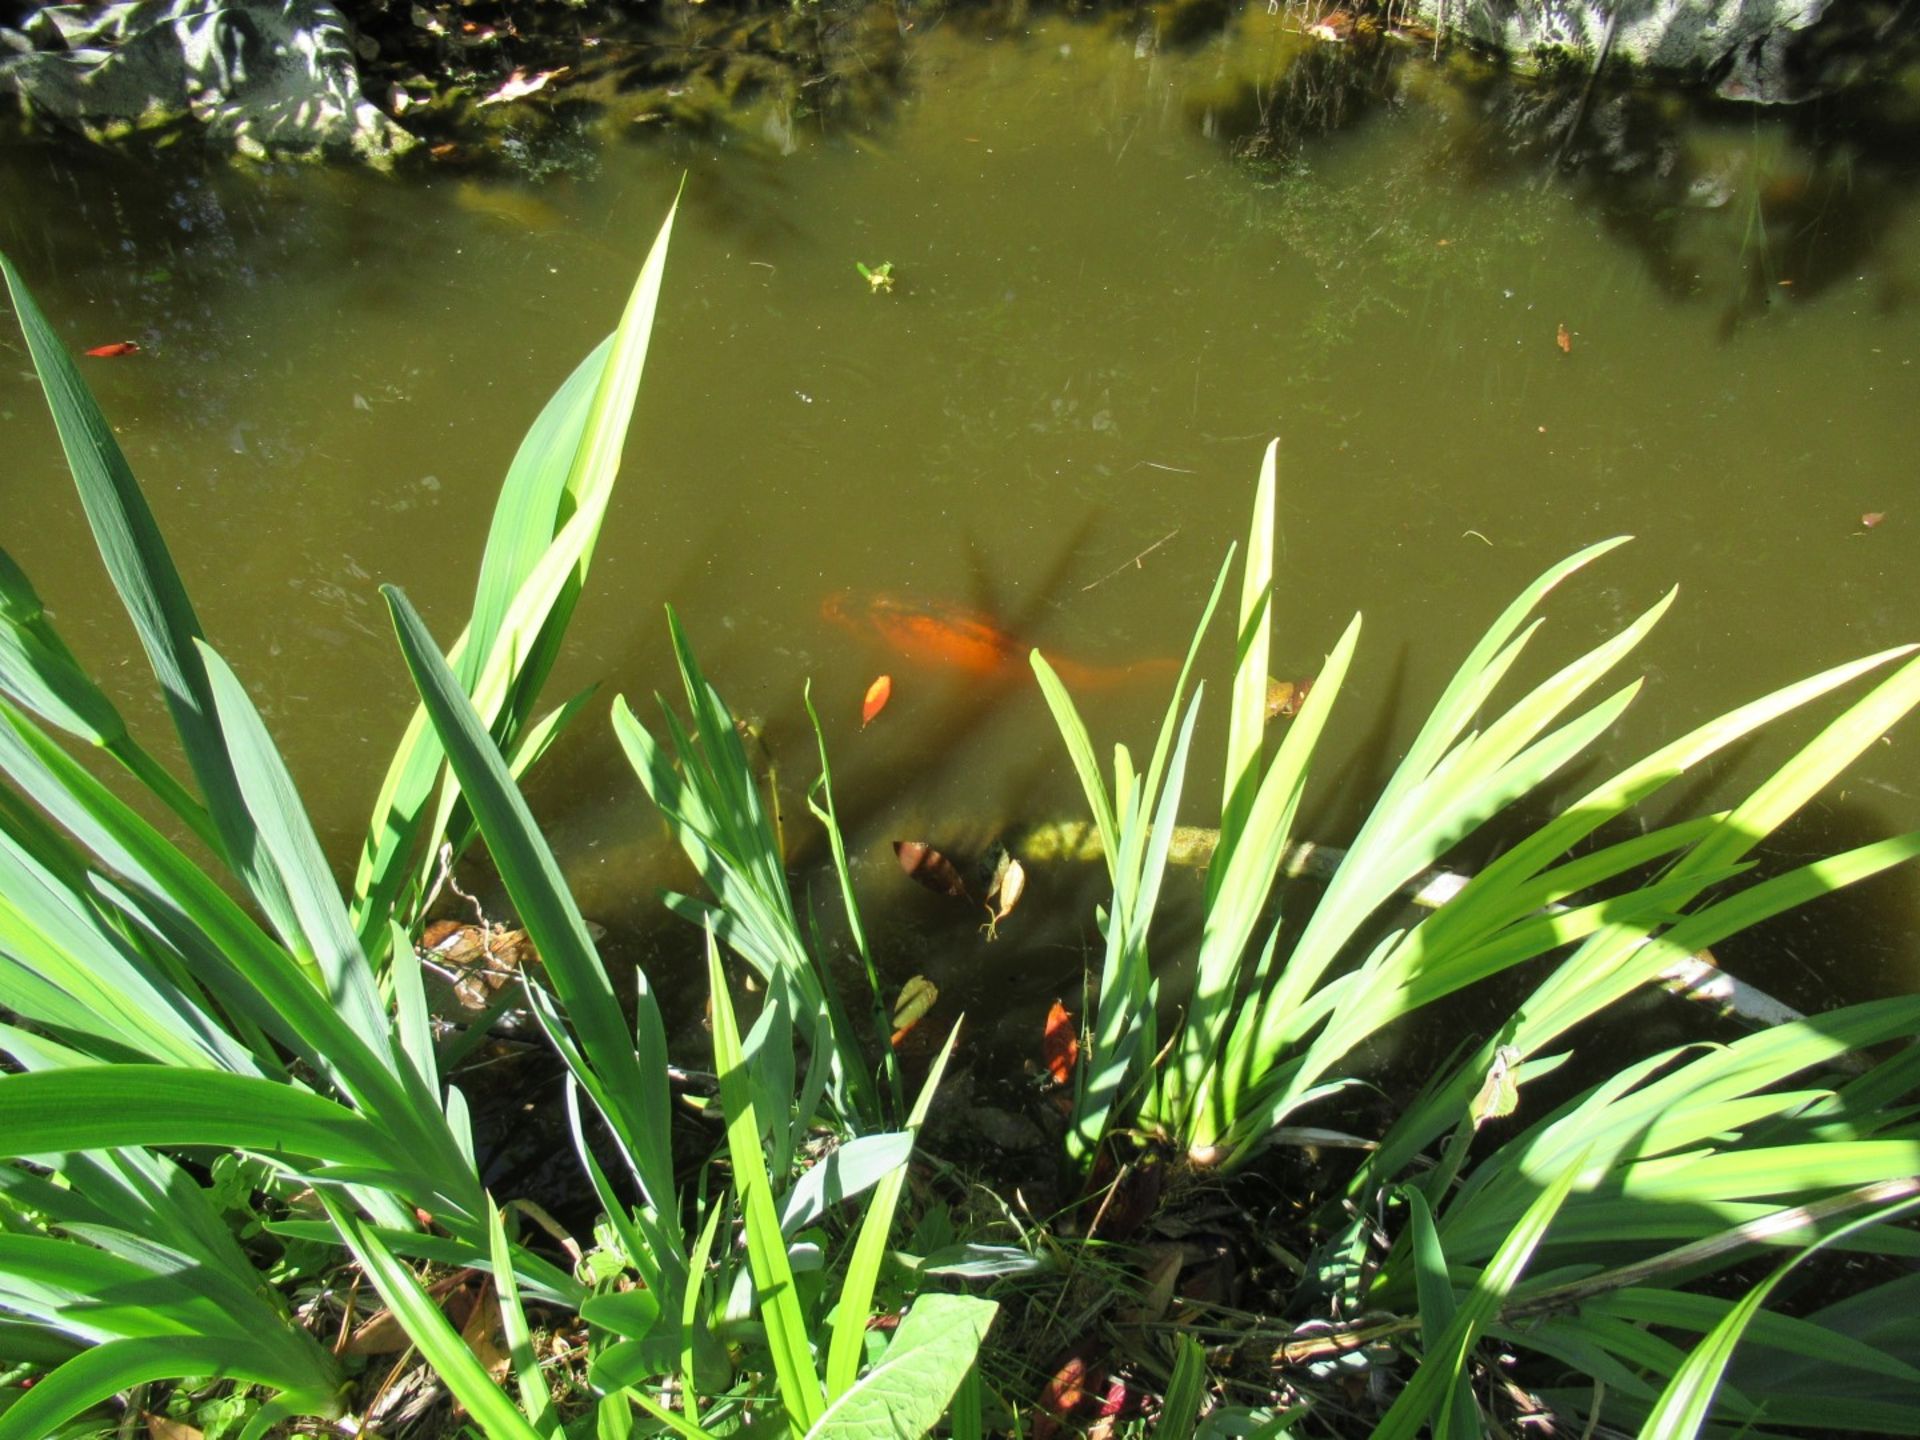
[[821, 592, 1174, 690]]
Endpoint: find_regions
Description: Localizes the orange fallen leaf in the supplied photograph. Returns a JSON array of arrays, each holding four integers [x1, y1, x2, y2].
[[1043, 999, 1079, 1085], [894, 841, 970, 901], [1862, 512, 1886, 529], [1555, 323, 1572, 354], [85, 340, 140, 358], [861, 674, 892, 728]]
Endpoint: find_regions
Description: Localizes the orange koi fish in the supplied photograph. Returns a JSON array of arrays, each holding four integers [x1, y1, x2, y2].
[[820, 592, 1175, 690]]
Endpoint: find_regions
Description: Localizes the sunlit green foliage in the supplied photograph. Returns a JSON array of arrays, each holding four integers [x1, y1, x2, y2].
[[1037, 441, 1920, 1433], [0, 213, 980, 1440]]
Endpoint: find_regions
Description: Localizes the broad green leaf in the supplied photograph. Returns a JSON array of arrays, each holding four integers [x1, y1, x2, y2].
[[807, 1293, 998, 1440]]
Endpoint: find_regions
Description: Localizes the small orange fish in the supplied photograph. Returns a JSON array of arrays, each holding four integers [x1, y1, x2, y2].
[[821, 592, 1172, 690], [85, 340, 140, 358]]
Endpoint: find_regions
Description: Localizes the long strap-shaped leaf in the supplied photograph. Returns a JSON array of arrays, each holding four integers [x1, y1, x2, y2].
[[0, 1067, 423, 1182], [196, 641, 391, 1050], [383, 586, 680, 1246], [0, 546, 215, 850], [0, 1333, 339, 1440], [1634, 1197, 1920, 1440], [352, 196, 678, 948], [0, 254, 250, 859], [824, 1021, 963, 1398], [1217, 440, 1277, 879]]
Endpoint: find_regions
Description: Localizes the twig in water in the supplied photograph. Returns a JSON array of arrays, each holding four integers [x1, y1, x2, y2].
[[1082, 528, 1180, 591]]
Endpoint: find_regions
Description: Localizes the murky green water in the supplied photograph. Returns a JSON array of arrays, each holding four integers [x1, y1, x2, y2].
[[3, 12, 1917, 1030]]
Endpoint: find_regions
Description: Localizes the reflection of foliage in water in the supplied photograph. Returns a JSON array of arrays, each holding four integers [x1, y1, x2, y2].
[[346, 0, 914, 170]]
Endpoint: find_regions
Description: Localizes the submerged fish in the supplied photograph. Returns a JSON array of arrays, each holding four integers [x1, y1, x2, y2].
[[820, 591, 1175, 690]]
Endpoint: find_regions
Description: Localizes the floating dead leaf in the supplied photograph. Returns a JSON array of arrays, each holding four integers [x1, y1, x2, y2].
[[988, 859, 1026, 933], [85, 340, 140, 358], [1042, 999, 1079, 1086], [145, 1415, 203, 1440], [894, 841, 971, 901], [1862, 511, 1886, 529], [1469, 1044, 1523, 1130], [890, 974, 938, 1046], [861, 673, 892, 728], [1555, 323, 1572, 354], [1264, 675, 1315, 721], [419, 921, 535, 1013]]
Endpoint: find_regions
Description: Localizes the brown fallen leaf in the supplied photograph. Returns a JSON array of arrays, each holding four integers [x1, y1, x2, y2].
[[419, 921, 536, 1013], [145, 1416, 203, 1440], [458, 1278, 511, 1383], [1555, 323, 1572, 354], [344, 1268, 473, 1354], [1033, 1346, 1096, 1440], [894, 841, 971, 902]]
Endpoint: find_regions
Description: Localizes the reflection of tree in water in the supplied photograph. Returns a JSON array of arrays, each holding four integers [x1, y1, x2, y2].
[[1554, 92, 1912, 335], [1417, 22, 1920, 335]]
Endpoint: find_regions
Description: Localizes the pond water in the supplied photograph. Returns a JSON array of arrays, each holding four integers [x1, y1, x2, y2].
[[3, 10, 1917, 1045]]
